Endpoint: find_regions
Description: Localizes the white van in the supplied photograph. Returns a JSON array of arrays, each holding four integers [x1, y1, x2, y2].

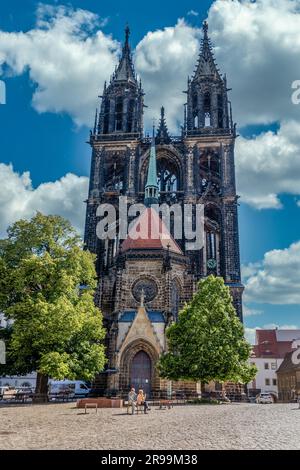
[[48, 380, 90, 398]]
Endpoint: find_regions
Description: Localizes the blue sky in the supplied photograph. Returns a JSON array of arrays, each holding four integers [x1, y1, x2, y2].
[[1, 0, 300, 341]]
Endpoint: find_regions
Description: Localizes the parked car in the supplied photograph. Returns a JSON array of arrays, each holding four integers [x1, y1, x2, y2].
[[48, 380, 90, 398], [256, 392, 273, 404]]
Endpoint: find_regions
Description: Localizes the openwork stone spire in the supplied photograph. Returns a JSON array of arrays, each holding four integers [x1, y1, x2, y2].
[[156, 106, 171, 144], [114, 26, 136, 83], [193, 21, 220, 79], [96, 26, 144, 138], [186, 20, 230, 134]]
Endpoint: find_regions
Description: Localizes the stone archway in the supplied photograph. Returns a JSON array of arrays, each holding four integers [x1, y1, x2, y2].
[[119, 339, 160, 396]]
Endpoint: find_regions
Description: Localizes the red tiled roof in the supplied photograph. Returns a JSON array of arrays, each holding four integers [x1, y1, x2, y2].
[[253, 329, 295, 358], [121, 207, 183, 255]]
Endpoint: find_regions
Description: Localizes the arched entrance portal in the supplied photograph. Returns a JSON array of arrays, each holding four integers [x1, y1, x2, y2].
[[130, 351, 152, 396]]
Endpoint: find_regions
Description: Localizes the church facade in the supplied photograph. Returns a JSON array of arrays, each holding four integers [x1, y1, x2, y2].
[[84, 22, 244, 396]]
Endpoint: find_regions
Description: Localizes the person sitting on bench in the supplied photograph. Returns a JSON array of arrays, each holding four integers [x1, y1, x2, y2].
[[128, 387, 137, 414], [137, 389, 150, 414]]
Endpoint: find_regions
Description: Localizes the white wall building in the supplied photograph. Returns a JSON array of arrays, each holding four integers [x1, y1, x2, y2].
[[248, 357, 283, 396], [248, 329, 300, 398]]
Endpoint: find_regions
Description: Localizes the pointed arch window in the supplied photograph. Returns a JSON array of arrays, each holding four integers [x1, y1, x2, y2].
[[218, 94, 223, 128], [103, 99, 110, 134], [157, 169, 177, 193], [204, 92, 211, 127], [127, 98, 135, 133], [115, 96, 123, 131]]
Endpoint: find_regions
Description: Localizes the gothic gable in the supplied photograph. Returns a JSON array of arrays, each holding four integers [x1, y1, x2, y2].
[[118, 306, 163, 357]]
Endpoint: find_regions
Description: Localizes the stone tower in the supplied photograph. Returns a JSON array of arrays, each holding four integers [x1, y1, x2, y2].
[[84, 23, 244, 396]]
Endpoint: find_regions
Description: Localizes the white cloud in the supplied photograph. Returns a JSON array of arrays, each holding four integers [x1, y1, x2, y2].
[[135, 19, 199, 131], [208, 0, 300, 127], [0, 4, 119, 126], [187, 10, 199, 17], [244, 241, 300, 304], [236, 121, 300, 209], [244, 328, 256, 345], [243, 305, 263, 317], [0, 163, 88, 237]]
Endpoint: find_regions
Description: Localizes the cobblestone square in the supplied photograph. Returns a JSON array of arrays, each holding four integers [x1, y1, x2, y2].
[[0, 403, 299, 450]]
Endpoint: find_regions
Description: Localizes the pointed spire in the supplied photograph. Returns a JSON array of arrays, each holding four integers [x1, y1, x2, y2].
[[156, 106, 171, 144], [125, 24, 130, 49], [114, 25, 136, 83], [193, 21, 220, 80], [144, 126, 159, 206]]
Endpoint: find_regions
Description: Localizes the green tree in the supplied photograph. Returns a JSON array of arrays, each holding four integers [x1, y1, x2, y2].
[[0, 213, 106, 396], [158, 276, 256, 385]]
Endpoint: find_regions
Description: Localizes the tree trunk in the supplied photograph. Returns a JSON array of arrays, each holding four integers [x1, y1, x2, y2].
[[34, 372, 49, 403]]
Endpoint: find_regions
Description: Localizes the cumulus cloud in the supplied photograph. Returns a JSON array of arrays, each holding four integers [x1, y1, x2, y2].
[[0, 163, 88, 237], [135, 19, 199, 131], [243, 305, 263, 317], [0, 4, 119, 126], [244, 241, 300, 304], [208, 0, 300, 127], [236, 121, 300, 209]]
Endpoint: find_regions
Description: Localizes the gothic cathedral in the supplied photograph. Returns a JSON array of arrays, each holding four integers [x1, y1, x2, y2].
[[84, 22, 244, 396]]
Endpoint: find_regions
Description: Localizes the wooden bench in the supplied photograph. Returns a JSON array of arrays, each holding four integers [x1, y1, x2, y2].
[[158, 399, 173, 410], [126, 403, 144, 415], [84, 402, 98, 414]]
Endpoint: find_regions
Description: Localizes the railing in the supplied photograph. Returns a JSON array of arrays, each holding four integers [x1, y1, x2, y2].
[[91, 132, 141, 142], [185, 128, 233, 137], [89, 127, 234, 144]]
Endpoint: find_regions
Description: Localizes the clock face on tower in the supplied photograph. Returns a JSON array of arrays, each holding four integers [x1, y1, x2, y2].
[[207, 258, 217, 270], [132, 278, 158, 303]]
